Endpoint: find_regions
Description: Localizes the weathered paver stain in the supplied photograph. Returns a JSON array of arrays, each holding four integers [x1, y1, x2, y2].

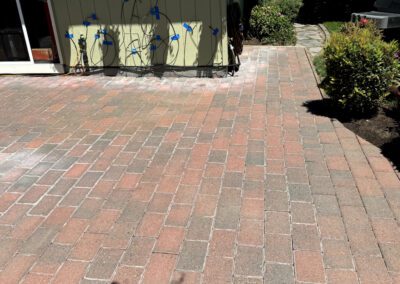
[[0, 46, 399, 283]]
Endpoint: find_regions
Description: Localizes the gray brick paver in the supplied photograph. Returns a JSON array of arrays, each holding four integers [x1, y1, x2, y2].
[[0, 46, 398, 283]]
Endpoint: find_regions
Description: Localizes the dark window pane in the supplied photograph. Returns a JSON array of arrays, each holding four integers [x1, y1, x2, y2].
[[0, 0, 30, 61]]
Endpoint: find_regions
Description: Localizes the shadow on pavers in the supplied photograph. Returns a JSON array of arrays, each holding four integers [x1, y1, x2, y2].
[[111, 273, 188, 284], [304, 99, 400, 171]]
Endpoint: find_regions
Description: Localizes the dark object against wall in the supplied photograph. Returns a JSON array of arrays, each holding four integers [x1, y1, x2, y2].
[[243, 0, 259, 37]]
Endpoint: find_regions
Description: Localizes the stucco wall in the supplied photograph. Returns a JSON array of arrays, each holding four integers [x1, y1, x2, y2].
[[51, 0, 228, 69]]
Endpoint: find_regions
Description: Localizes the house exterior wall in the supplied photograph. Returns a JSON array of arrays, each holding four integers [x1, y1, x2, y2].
[[50, 0, 228, 69]]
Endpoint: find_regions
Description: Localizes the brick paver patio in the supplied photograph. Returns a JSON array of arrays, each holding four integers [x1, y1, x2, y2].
[[0, 46, 400, 283]]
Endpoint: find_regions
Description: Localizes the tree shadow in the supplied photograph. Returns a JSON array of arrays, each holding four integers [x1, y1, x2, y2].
[[111, 272, 188, 284], [381, 136, 400, 171], [102, 25, 120, 76], [149, 16, 169, 78], [381, 107, 400, 170], [197, 24, 218, 77], [303, 99, 377, 122], [304, 98, 400, 171], [170, 273, 187, 284]]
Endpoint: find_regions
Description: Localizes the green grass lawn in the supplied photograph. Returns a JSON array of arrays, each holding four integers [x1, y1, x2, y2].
[[323, 21, 345, 34], [313, 54, 326, 79]]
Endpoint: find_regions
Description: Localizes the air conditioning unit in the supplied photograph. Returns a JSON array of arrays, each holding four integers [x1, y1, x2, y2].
[[351, 0, 400, 29]]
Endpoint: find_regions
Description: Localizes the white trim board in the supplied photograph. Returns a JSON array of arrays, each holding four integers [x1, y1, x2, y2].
[[15, 0, 34, 63], [0, 63, 65, 74]]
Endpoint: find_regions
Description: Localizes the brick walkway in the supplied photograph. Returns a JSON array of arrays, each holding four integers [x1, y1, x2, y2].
[[0, 46, 399, 284]]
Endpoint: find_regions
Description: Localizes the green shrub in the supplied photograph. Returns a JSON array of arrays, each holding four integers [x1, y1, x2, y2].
[[249, 5, 296, 45], [322, 22, 400, 114], [261, 0, 303, 22]]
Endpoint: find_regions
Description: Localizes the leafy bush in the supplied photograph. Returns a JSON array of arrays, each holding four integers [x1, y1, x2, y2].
[[249, 5, 296, 45], [261, 0, 303, 22], [322, 22, 400, 114]]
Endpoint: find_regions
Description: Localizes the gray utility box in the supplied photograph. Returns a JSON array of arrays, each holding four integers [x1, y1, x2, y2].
[[351, 0, 400, 29]]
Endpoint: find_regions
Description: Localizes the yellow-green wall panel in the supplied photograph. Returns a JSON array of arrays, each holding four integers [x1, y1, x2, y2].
[[180, 0, 198, 66], [51, 0, 228, 68]]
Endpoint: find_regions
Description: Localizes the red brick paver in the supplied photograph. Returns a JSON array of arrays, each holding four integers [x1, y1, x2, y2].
[[0, 46, 399, 283]]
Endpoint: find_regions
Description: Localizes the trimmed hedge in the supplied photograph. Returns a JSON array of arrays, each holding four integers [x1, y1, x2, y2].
[[249, 4, 296, 45], [261, 0, 303, 22], [322, 23, 400, 114]]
